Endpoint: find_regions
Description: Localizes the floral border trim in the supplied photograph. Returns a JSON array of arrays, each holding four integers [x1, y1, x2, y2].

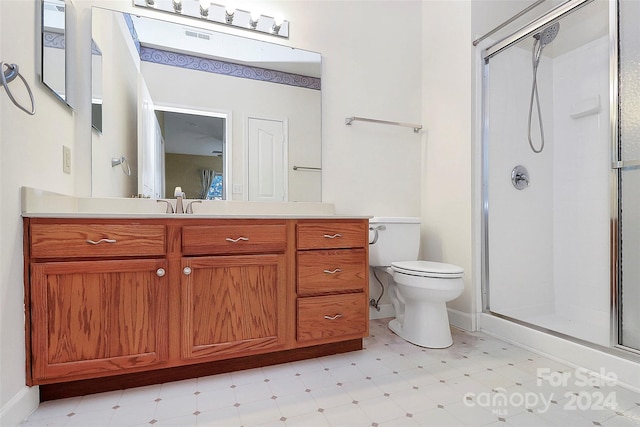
[[43, 31, 65, 49], [139, 46, 321, 90]]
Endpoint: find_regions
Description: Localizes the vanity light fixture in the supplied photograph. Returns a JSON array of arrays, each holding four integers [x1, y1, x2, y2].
[[248, 10, 260, 29], [199, 0, 210, 18], [224, 4, 235, 24], [133, 0, 289, 38], [272, 13, 284, 35]]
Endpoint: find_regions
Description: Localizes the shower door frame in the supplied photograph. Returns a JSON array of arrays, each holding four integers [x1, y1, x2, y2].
[[480, 0, 636, 357]]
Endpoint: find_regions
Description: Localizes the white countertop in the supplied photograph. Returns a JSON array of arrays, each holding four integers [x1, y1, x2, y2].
[[21, 187, 369, 219]]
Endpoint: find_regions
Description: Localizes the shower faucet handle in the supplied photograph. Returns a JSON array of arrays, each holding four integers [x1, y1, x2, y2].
[[511, 165, 530, 190]]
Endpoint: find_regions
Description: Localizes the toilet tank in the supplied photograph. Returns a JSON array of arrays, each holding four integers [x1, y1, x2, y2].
[[369, 217, 421, 267]]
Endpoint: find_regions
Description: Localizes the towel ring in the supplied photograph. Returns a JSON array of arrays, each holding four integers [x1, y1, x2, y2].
[[1, 62, 35, 115], [111, 156, 132, 176]]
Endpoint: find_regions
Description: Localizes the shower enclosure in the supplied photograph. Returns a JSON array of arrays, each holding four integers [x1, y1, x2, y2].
[[481, 0, 639, 354]]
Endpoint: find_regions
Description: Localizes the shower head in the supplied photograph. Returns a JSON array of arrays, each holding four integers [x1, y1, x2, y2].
[[534, 22, 560, 48]]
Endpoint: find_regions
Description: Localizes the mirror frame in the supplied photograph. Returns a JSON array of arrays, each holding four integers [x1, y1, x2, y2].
[[40, 0, 73, 108]]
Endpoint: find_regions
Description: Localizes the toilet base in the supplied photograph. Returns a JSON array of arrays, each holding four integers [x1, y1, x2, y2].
[[387, 303, 454, 349]]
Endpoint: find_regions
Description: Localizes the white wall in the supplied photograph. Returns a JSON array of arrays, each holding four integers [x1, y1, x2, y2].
[[422, 1, 474, 329], [0, 1, 75, 425]]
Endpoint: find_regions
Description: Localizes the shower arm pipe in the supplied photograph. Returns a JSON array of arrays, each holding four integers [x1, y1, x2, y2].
[[345, 116, 422, 133], [472, 0, 546, 47], [483, 0, 594, 60]]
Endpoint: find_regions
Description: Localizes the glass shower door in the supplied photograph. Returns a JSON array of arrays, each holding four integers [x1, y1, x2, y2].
[[482, 0, 612, 346], [618, 0, 640, 351]]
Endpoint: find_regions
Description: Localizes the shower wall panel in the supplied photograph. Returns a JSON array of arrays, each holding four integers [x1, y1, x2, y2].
[[551, 35, 611, 345], [487, 44, 555, 317]]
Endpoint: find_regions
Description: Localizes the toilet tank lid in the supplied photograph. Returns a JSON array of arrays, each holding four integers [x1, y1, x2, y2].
[[369, 217, 421, 224]]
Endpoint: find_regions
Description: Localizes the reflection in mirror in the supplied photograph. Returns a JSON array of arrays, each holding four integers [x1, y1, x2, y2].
[[159, 110, 228, 200], [91, 8, 322, 202], [41, 0, 68, 104], [91, 40, 102, 132]]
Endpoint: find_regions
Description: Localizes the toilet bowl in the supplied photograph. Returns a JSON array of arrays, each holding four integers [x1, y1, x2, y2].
[[369, 218, 464, 348], [388, 261, 464, 348]]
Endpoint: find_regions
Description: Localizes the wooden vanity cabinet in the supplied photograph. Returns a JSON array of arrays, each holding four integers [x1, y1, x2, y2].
[[179, 222, 290, 360], [26, 220, 168, 384], [295, 220, 369, 345], [24, 217, 368, 393]]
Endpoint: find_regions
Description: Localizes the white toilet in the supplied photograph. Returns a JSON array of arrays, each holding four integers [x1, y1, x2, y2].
[[369, 217, 464, 348]]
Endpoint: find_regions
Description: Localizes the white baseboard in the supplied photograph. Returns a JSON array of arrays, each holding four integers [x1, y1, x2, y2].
[[369, 303, 394, 320], [448, 307, 476, 332], [0, 386, 39, 427]]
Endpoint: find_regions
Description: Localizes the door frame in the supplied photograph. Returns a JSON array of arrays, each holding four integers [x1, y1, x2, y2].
[[154, 104, 232, 201]]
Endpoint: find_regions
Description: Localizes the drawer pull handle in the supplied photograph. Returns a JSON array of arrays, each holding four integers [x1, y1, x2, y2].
[[183, 267, 192, 276], [156, 268, 166, 277], [324, 314, 343, 320], [225, 237, 249, 243], [323, 233, 342, 239], [86, 238, 117, 245], [323, 268, 342, 274]]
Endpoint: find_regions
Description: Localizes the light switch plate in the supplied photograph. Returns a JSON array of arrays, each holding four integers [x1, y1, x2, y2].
[[62, 146, 71, 174], [232, 184, 243, 194]]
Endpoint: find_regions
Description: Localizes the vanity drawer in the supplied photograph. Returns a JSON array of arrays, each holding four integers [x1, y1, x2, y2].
[[297, 222, 367, 250], [30, 224, 166, 259], [182, 224, 287, 255], [297, 249, 367, 295], [297, 293, 367, 342]]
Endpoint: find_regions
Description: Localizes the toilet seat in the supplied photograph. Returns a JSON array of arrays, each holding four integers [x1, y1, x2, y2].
[[391, 260, 464, 279]]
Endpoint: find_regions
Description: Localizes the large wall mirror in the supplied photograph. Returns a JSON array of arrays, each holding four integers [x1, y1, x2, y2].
[[41, 0, 70, 105], [91, 8, 322, 202]]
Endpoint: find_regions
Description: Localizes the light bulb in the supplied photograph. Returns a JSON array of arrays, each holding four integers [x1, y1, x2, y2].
[[272, 13, 284, 34], [199, 0, 210, 17], [249, 10, 260, 29]]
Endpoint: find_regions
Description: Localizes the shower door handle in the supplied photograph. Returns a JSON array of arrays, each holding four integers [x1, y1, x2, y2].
[[612, 159, 640, 169]]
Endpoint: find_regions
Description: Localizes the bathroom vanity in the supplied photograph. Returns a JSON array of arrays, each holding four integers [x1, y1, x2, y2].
[[22, 194, 369, 399]]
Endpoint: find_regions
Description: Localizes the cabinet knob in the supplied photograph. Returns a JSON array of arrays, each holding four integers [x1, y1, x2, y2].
[[156, 268, 166, 277], [323, 314, 343, 320], [323, 268, 342, 274], [323, 233, 342, 239], [183, 267, 192, 275]]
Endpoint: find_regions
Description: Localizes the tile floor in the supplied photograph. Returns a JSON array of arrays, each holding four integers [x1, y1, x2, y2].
[[21, 319, 640, 427]]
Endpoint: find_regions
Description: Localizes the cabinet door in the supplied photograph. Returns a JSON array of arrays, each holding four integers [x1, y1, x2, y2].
[[181, 255, 287, 360], [30, 259, 168, 383]]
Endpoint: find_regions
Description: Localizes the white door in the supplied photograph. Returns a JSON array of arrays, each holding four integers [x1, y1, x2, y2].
[[137, 73, 163, 198], [247, 117, 287, 201]]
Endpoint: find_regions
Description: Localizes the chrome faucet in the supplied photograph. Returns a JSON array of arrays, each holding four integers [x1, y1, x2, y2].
[[157, 187, 202, 214], [175, 195, 184, 214], [157, 199, 174, 213], [174, 187, 185, 214], [186, 200, 202, 214]]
